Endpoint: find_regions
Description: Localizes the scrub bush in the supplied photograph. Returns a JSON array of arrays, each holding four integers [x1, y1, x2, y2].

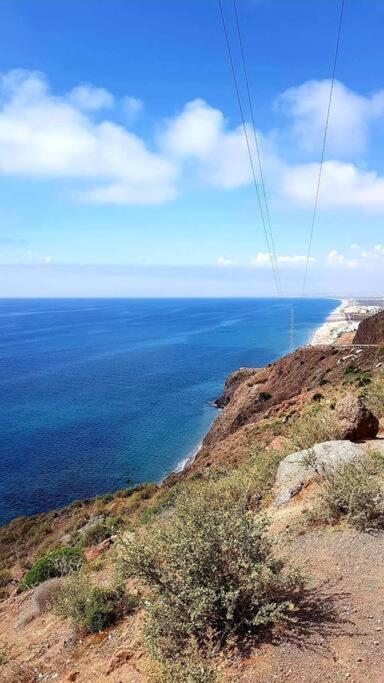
[[121, 481, 303, 663], [319, 453, 384, 531], [21, 546, 83, 590], [53, 574, 138, 633]]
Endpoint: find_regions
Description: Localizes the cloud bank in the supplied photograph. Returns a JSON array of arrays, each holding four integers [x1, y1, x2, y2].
[[1, 70, 384, 213]]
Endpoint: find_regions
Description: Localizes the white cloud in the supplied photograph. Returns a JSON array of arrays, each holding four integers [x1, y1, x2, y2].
[[0, 69, 177, 205], [327, 250, 358, 268], [282, 160, 384, 211], [277, 254, 315, 265], [216, 256, 233, 266], [68, 84, 114, 111], [358, 243, 384, 259], [161, 99, 254, 189], [2, 70, 384, 216], [251, 252, 271, 267], [251, 252, 314, 267], [277, 79, 384, 156]]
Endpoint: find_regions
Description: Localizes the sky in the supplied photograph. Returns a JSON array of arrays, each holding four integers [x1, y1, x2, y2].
[[0, 0, 384, 297]]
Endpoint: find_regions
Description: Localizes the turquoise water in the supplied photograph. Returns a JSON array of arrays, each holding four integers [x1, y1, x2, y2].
[[0, 297, 337, 525]]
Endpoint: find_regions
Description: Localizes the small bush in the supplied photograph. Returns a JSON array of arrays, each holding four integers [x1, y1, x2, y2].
[[315, 453, 384, 531], [121, 481, 303, 664], [259, 391, 272, 402], [79, 517, 121, 547], [288, 404, 340, 451], [21, 547, 83, 590], [0, 568, 11, 588], [0, 642, 9, 665], [312, 393, 324, 402], [53, 574, 138, 633]]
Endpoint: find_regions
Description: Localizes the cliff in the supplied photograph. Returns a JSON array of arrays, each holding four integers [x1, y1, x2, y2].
[[353, 309, 384, 345], [186, 342, 380, 472]]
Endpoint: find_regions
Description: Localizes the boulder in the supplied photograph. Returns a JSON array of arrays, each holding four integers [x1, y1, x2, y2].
[[77, 515, 105, 536], [335, 395, 379, 441], [274, 440, 364, 506]]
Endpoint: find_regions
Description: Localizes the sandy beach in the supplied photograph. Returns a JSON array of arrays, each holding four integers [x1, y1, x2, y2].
[[310, 298, 384, 346]]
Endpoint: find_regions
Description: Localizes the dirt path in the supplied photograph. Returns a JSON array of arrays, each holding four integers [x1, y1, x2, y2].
[[229, 527, 384, 682]]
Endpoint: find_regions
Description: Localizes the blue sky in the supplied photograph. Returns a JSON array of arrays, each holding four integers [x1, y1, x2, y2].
[[1, 0, 384, 296]]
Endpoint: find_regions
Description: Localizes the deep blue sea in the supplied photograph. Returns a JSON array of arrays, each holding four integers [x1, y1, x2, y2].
[[0, 297, 337, 525]]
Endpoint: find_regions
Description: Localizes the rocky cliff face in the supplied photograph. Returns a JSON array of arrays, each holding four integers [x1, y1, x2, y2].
[[189, 342, 381, 471], [353, 310, 384, 345]]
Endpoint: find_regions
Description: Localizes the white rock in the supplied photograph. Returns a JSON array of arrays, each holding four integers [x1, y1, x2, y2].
[[274, 440, 364, 506]]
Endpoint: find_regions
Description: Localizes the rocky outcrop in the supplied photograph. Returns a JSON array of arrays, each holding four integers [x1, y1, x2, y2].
[[354, 310, 384, 345], [215, 367, 259, 408], [201, 344, 378, 458], [335, 395, 379, 441], [274, 440, 364, 506], [77, 515, 105, 536]]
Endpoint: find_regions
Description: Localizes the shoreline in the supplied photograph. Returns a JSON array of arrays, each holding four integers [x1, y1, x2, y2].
[[309, 298, 384, 346]]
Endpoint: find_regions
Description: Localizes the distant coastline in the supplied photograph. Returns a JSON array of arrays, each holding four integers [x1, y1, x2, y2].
[[310, 298, 384, 346]]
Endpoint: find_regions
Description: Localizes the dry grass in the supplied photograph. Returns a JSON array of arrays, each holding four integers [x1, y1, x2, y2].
[[287, 403, 340, 451], [364, 371, 384, 418]]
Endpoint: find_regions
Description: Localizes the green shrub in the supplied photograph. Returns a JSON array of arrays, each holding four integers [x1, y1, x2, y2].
[[53, 574, 138, 633], [21, 547, 83, 590], [318, 455, 384, 531], [121, 481, 303, 663]]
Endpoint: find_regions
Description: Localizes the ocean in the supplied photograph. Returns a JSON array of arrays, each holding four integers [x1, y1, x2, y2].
[[0, 297, 337, 525]]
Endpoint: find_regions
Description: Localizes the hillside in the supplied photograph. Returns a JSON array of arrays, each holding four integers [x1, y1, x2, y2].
[[1, 312, 384, 682]]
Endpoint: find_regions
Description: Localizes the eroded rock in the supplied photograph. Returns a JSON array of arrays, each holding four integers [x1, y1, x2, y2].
[[274, 440, 364, 506]]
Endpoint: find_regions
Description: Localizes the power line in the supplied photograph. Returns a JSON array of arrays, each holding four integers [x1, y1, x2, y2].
[[218, 0, 282, 296], [289, 305, 295, 352], [232, 0, 282, 296], [302, 0, 346, 295]]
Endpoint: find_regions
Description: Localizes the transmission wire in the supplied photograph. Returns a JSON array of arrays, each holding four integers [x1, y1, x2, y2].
[[232, 0, 282, 295], [302, 0, 346, 295], [218, 0, 281, 296]]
